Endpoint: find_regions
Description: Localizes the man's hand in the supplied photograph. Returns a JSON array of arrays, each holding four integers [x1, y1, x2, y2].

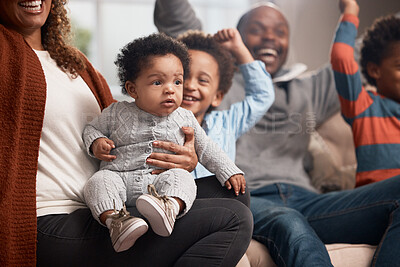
[[91, 137, 116, 162], [146, 127, 198, 174], [225, 174, 246, 196]]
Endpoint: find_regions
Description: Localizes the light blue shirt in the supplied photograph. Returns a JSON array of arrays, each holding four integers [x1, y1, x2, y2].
[[192, 60, 274, 179]]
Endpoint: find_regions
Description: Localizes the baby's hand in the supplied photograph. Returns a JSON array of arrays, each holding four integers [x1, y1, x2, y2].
[[213, 28, 253, 65], [91, 137, 116, 162], [224, 174, 246, 196], [339, 0, 359, 15]]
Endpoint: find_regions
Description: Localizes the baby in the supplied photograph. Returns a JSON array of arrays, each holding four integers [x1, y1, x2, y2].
[[82, 33, 245, 252]]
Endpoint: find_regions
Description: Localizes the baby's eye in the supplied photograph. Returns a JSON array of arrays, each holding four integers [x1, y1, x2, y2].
[[153, 80, 161, 85], [175, 80, 182, 85], [199, 78, 209, 84]]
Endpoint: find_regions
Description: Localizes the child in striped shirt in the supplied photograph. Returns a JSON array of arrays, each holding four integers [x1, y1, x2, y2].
[[331, 0, 400, 186]]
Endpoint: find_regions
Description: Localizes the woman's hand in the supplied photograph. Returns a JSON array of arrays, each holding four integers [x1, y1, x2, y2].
[[91, 137, 116, 162], [224, 174, 246, 196], [147, 127, 198, 174]]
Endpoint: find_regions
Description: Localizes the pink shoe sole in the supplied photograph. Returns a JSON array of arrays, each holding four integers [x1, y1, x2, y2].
[[136, 195, 174, 237], [113, 220, 148, 252]]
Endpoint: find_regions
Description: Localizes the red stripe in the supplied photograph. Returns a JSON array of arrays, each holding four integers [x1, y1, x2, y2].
[[339, 89, 373, 118], [352, 117, 400, 147], [356, 168, 400, 187], [331, 43, 358, 75], [342, 14, 360, 28]]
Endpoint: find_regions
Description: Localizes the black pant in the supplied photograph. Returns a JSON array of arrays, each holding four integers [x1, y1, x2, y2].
[[37, 176, 252, 267], [195, 175, 250, 206]]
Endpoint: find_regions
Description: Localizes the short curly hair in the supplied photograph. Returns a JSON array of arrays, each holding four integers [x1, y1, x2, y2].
[[177, 30, 236, 95], [115, 33, 190, 94], [361, 15, 400, 86]]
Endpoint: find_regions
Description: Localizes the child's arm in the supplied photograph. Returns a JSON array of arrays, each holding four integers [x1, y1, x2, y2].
[[214, 28, 253, 65], [213, 28, 274, 139], [90, 138, 116, 162], [82, 103, 116, 160], [188, 111, 245, 195], [225, 174, 246, 196], [331, 0, 373, 120], [339, 0, 359, 16]]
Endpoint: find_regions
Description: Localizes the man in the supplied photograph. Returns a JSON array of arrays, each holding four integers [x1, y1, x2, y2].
[[154, 1, 400, 266]]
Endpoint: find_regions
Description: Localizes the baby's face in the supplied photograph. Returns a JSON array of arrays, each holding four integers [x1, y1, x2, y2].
[[374, 41, 400, 103], [126, 54, 184, 116], [181, 49, 223, 124]]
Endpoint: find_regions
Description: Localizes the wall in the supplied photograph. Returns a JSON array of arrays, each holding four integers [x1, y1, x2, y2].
[[256, 0, 400, 72]]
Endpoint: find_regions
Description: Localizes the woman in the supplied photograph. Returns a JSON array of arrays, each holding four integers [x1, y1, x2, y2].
[[0, 1, 252, 266]]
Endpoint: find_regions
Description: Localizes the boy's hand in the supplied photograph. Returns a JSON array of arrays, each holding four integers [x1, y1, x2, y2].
[[213, 28, 254, 65], [339, 0, 359, 16], [225, 174, 246, 196], [91, 137, 116, 162]]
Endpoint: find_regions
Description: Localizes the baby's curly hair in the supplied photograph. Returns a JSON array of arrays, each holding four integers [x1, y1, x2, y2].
[[42, 0, 86, 77], [177, 30, 236, 95], [115, 33, 190, 94], [361, 15, 400, 86]]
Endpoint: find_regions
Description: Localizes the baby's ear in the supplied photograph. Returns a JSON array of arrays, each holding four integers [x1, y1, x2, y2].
[[211, 91, 225, 108], [125, 81, 138, 99], [366, 62, 381, 81]]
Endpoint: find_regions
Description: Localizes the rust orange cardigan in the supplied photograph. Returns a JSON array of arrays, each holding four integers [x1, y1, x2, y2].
[[0, 24, 114, 266]]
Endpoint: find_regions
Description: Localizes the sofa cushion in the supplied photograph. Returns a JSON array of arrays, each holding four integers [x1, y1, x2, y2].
[[309, 112, 357, 192]]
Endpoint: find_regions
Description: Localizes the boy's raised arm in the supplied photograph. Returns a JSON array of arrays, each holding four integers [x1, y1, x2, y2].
[[331, 0, 373, 120], [214, 28, 275, 139], [339, 0, 359, 16], [214, 28, 254, 65]]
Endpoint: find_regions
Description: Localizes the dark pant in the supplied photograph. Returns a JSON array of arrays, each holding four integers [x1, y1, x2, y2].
[[195, 175, 250, 207], [37, 176, 252, 267]]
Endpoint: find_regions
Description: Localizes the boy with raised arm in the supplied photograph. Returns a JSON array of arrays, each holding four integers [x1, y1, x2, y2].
[[331, 0, 400, 186]]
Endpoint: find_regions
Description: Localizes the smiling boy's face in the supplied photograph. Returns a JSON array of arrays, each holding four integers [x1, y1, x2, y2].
[[369, 41, 400, 103], [125, 54, 184, 117], [181, 49, 224, 124]]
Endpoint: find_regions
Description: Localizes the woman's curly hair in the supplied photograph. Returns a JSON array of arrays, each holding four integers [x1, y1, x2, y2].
[[42, 0, 86, 77], [361, 15, 400, 86], [177, 30, 236, 95], [115, 33, 190, 94]]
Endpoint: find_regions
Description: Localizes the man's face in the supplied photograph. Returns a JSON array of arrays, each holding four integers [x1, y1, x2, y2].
[[239, 6, 289, 77]]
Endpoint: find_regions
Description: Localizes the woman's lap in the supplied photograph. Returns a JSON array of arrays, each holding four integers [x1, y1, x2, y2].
[[195, 175, 250, 207], [37, 197, 252, 267]]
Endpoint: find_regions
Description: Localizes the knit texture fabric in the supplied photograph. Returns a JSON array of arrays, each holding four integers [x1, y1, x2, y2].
[[0, 24, 114, 266], [83, 102, 243, 185]]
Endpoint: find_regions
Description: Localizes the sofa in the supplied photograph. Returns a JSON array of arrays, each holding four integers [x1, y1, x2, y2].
[[237, 112, 378, 267]]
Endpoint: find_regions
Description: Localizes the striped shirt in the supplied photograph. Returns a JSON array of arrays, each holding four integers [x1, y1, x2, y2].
[[331, 14, 400, 187]]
